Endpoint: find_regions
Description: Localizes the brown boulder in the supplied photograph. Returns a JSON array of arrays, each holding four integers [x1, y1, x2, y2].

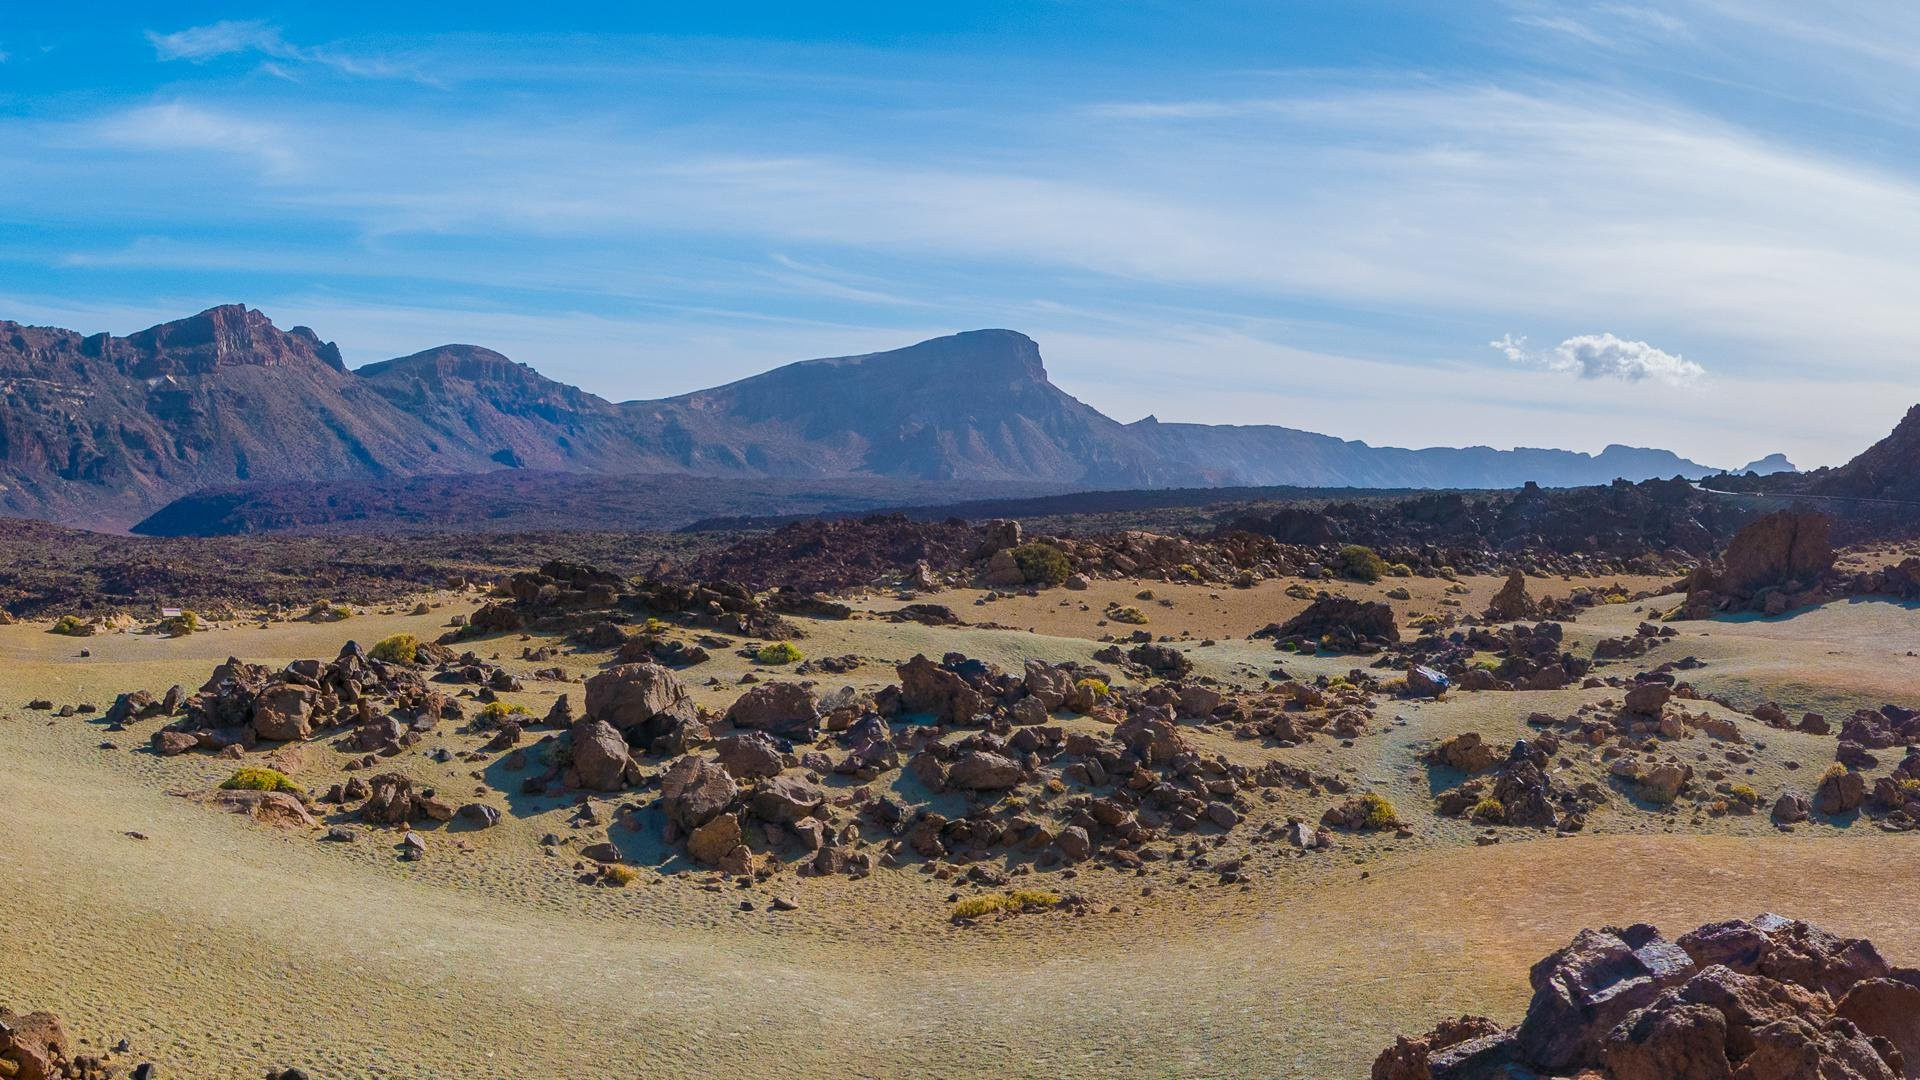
[[897, 655, 986, 723], [1718, 511, 1834, 597], [659, 756, 738, 830], [569, 718, 636, 791], [1837, 979, 1920, 1075], [1486, 569, 1538, 621], [0, 1007, 69, 1080], [947, 751, 1023, 790], [252, 683, 315, 741], [725, 681, 820, 738], [1515, 925, 1698, 1070], [748, 774, 824, 824], [686, 812, 744, 867], [713, 731, 786, 780], [584, 663, 697, 751]]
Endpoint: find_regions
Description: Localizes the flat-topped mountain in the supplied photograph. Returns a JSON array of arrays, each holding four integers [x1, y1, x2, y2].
[[0, 305, 1727, 529]]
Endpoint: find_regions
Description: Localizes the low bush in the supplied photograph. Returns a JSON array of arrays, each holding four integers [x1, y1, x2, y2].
[[601, 864, 639, 887], [158, 610, 200, 637], [1360, 792, 1400, 830], [49, 615, 86, 636], [1108, 606, 1149, 625], [370, 633, 420, 664], [950, 889, 1063, 920], [1339, 544, 1389, 583], [478, 701, 529, 724], [755, 641, 803, 665], [1469, 796, 1506, 824], [220, 767, 302, 794], [1009, 542, 1071, 587]]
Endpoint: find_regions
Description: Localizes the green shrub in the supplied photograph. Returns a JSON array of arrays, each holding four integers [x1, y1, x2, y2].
[[601, 864, 639, 887], [478, 701, 529, 723], [49, 615, 86, 636], [1469, 796, 1506, 824], [158, 610, 200, 637], [220, 767, 302, 794], [1108, 606, 1149, 625], [1075, 677, 1110, 700], [1727, 783, 1759, 805], [951, 889, 1063, 920], [1360, 792, 1400, 830], [1339, 545, 1388, 583], [755, 641, 803, 665], [1009, 542, 1071, 587], [370, 633, 421, 664]]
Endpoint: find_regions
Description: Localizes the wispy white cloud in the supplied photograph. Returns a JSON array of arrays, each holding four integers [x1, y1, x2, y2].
[[147, 20, 432, 83], [88, 102, 298, 175], [1493, 333, 1706, 386]]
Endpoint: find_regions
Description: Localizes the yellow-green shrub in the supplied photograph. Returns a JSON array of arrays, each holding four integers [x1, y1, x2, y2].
[[1360, 792, 1400, 830], [478, 701, 529, 723], [755, 642, 803, 665], [370, 633, 420, 664], [1109, 606, 1149, 625], [49, 615, 85, 636], [951, 889, 1063, 919], [220, 767, 302, 794]]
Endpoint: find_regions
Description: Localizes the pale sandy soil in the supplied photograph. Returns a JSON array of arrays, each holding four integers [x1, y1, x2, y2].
[[2, 575, 1917, 1078]]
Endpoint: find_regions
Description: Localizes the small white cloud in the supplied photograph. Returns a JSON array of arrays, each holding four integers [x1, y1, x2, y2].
[[1494, 332, 1705, 386]]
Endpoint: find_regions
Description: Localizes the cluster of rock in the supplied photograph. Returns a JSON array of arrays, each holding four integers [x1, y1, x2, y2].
[[532, 652, 1368, 877], [1373, 914, 1920, 1080], [140, 642, 483, 758], [1257, 595, 1400, 653], [1408, 621, 1592, 693], [1427, 733, 1607, 831], [457, 560, 852, 650]]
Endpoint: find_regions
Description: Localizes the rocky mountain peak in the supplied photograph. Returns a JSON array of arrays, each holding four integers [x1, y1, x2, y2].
[[114, 305, 346, 377]]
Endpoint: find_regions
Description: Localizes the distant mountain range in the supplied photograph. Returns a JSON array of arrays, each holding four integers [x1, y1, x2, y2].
[[0, 305, 1726, 530]]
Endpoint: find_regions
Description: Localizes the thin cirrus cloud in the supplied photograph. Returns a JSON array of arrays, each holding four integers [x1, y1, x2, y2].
[[146, 20, 430, 83], [1492, 333, 1706, 387]]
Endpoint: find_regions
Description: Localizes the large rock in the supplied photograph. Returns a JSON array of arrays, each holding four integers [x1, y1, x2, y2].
[[713, 731, 786, 780], [686, 812, 744, 867], [1838, 979, 1920, 1073], [252, 683, 316, 741], [1515, 925, 1698, 1070], [1719, 510, 1834, 597], [946, 750, 1023, 790], [0, 1007, 70, 1080], [584, 663, 697, 753], [749, 775, 825, 824], [360, 772, 419, 825], [1678, 914, 1890, 1000], [726, 682, 820, 739], [896, 655, 987, 723], [659, 756, 738, 830], [569, 718, 636, 792], [1486, 569, 1538, 621], [1816, 768, 1868, 816]]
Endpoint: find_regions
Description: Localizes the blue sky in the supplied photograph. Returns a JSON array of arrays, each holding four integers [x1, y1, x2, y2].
[[5, 3, 1920, 467]]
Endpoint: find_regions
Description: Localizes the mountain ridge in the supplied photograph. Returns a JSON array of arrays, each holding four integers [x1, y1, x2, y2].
[[1, 305, 1727, 529]]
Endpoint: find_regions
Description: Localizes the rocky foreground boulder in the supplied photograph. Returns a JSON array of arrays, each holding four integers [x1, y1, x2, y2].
[[1374, 913, 1919, 1079]]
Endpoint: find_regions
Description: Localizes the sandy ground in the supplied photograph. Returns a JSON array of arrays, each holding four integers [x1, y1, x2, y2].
[[3, 577, 1918, 1078]]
